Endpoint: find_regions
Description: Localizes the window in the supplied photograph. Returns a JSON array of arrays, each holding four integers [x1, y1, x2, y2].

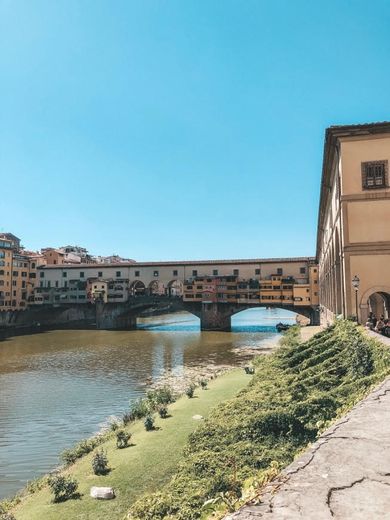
[[277, 268, 283, 275], [135, 270, 140, 277], [255, 268, 261, 275], [47, 281, 51, 288], [192, 270, 198, 277], [55, 281, 59, 287], [80, 272, 84, 278], [40, 271, 45, 278], [173, 270, 178, 276], [12, 271, 18, 277], [362, 160, 388, 189], [153, 270, 159, 277], [233, 269, 239, 276], [98, 271, 103, 277], [62, 272, 67, 278], [31, 263, 36, 269], [213, 269, 218, 276], [22, 281, 26, 288], [116, 271, 121, 277], [300, 267, 306, 274]]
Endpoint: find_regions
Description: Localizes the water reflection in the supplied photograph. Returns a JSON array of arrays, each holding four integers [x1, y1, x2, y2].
[[0, 308, 295, 498]]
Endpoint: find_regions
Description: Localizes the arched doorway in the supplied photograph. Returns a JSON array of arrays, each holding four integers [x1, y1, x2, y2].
[[167, 280, 183, 297], [148, 280, 164, 296], [368, 292, 390, 319], [130, 280, 146, 297], [360, 286, 390, 324]]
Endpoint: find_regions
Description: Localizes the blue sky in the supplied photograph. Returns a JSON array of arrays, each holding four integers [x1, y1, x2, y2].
[[1, 0, 389, 261]]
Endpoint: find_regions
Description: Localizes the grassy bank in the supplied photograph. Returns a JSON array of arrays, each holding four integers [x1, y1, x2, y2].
[[9, 370, 249, 520], [128, 321, 390, 519]]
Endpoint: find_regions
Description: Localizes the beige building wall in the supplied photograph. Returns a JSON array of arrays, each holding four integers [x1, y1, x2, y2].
[[317, 123, 390, 324]]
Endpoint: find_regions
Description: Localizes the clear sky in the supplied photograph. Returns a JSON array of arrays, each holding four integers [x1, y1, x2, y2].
[[1, 1, 389, 261]]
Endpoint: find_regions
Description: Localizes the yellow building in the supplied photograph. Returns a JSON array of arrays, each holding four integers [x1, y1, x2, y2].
[[0, 234, 40, 310], [183, 267, 319, 311], [317, 122, 390, 324]]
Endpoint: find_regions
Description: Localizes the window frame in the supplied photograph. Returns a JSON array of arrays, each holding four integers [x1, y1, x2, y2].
[[361, 160, 388, 190]]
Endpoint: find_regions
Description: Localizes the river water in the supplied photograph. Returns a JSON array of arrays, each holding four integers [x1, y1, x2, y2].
[[0, 308, 296, 499]]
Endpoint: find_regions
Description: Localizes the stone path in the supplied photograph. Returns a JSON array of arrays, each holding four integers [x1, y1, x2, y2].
[[226, 376, 390, 519]]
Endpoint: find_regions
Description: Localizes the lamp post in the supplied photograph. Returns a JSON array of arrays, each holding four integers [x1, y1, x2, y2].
[[352, 275, 360, 324]]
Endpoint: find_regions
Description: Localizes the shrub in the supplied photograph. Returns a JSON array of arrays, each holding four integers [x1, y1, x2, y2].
[[92, 449, 109, 475], [144, 415, 155, 431], [116, 429, 131, 449], [122, 411, 134, 425], [130, 398, 152, 419], [157, 405, 169, 418], [60, 436, 107, 466], [147, 386, 175, 406], [199, 378, 208, 389], [185, 384, 196, 398], [48, 475, 78, 503], [348, 336, 374, 377], [109, 419, 120, 431], [0, 512, 16, 520]]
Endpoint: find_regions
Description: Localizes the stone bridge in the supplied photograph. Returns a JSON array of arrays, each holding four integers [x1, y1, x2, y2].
[[95, 296, 318, 331]]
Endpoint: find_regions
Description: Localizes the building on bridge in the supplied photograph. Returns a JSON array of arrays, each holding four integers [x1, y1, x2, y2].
[[183, 269, 319, 309], [317, 121, 390, 325], [33, 257, 319, 321]]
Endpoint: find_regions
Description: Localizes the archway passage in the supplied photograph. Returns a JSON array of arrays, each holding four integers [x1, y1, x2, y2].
[[167, 279, 183, 297], [148, 280, 165, 296], [368, 292, 390, 320], [130, 280, 146, 296], [360, 286, 390, 324]]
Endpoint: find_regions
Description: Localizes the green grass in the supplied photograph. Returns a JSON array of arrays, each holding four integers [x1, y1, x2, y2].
[[128, 321, 390, 520], [11, 370, 249, 520]]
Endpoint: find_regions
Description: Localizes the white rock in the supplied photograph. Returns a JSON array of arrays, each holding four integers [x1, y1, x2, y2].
[[90, 486, 115, 499], [192, 414, 203, 420]]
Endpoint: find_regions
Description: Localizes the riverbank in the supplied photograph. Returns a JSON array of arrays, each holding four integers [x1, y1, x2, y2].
[[8, 369, 252, 520], [127, 320, 390, 519], [148, 333, 281, 394]]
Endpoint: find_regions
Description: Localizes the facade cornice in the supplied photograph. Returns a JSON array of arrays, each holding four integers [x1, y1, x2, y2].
[[40, 256, 316, 270]]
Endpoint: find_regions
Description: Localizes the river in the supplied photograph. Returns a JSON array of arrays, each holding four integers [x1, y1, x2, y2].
[[0, 308, 296, 499]]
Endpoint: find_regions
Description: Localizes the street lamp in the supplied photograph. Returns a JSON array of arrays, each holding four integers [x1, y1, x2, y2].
[[352, 275, 360, 323]]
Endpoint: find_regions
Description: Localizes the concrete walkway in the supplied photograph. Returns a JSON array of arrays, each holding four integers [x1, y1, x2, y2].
[[226, 376, 390, 519]]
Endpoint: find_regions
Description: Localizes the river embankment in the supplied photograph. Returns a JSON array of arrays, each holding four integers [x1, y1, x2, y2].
[[0, 309, 289, 505], [7, 368, 253, 520]]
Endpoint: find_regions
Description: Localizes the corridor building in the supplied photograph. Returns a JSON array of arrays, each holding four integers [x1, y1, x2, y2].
[[317, 122, 390, 325]]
